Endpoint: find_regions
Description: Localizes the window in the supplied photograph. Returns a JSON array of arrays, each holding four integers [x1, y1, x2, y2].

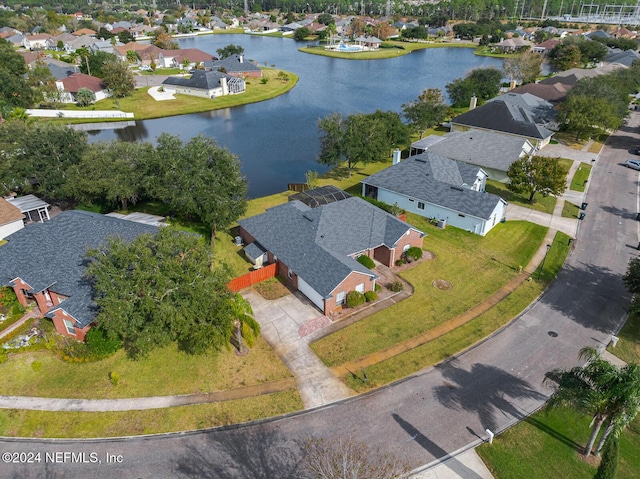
[[417, 202, 425, 210], [355, 283, 364, 293], [336, 291, 346, 306], [403, 244, 411, 252], [63, 319, 75, 335]]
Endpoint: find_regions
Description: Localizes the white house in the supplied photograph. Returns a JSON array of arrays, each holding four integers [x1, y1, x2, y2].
[[162, 70, 245, 98], [362, 153, 507, 236], [0, 198, 24, 240]]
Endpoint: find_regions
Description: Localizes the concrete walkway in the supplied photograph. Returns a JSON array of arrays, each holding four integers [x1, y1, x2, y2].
[[413, 449, 494, 479], [0, 308, 41, 340], [506, 204, 578, 238], [147, 86, 175, 101], [243, 289, 354, 409]]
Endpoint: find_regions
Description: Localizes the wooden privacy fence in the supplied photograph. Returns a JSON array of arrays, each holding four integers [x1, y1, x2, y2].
[[227, 263, 277, 292]]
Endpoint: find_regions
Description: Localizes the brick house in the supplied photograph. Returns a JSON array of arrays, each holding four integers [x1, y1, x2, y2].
[[0, 210, 156, 341], [238, 195, 424, 314]]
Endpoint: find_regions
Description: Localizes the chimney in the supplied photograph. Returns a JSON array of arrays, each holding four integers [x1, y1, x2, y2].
[[239, 54, 243, 63], [469, 95, 477, 110], [220, 76, 228, 96], [392, 149, 401, 165], [509, 80, 516, 90]]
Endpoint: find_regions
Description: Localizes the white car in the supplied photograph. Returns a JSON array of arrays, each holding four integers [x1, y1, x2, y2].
[[625, 159, 640, 170], [139, 65, 152, 71]]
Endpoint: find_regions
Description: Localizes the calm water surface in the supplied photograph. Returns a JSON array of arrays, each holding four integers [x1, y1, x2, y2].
[[88, 36, 503, 197]]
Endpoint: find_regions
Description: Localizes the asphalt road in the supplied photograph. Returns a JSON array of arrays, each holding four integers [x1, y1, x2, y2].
[[1, 113, 640, 479]]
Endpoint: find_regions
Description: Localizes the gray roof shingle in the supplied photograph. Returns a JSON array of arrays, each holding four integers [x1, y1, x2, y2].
[[0, 210, 157, 328], [451, 93, 555, 140], [162, 70, 231, 90], [361, 153, 506, 220], [239, 197, 423, 298]]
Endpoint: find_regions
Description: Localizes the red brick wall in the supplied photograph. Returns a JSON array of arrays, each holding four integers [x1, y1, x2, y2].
[[49, 309, 89, 341], [391, 229, 424, 262], [325, 271, 375, 314], [11, 278, 31, 308]]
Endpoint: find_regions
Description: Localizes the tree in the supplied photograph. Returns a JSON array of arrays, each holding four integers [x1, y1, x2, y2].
[[544, 347, 640, 456], [594, 434, 619, 479], [317, 112, 389, 177], [0, 38, 34, 108], [85, 227, 237, 358], [153, 32, 179, 50], [446, 67, 502, 108], [229, 294, 260, 352], [0, 121, 87, 199], [26, 59, 57, 106], [507, 156, 566, 204], [294, 27, 310, 40], [126, 49, 140, 64], [370, 110, 410, 153], [80, 50, 118, 79], [101, 59, 135, 98], [402, 88, 449, 138], [557, 94, 624, 141], [216, 44, 245, 59], [118, 30, 135, 44], [502, 51, 543, 85], [623, 257, 640, 311], [151, 134, 248, 250], [65, 140, 151, 210], [75, 87, 96, 107], [317, 13, 334, 25], [301, 437, 410, 479], [549, 44, 582, 70]]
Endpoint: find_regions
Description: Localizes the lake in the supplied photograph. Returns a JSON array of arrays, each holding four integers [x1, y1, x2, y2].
[[87, 35, 504, 198]]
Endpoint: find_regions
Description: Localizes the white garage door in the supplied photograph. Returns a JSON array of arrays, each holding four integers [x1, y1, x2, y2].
[[297, 277, 324, 311]]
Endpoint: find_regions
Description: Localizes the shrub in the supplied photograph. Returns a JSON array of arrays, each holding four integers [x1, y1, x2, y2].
[[364, 291, 377, 302], [109, 371, 120, 386], [375, 283, 382, 292], [346, 291, 366, 308], [260, 77, 269, 84], [395, 259, 404, 267], [86, 327, 121, 359], [357, 255, 375, 269], [388, 281, 404, 292], [0, 350, 8, 364], [405, 247, 423, 261]]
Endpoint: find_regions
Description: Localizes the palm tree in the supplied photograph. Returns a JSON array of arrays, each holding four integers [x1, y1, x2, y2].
[[228, 294, 260, 354], [544, 347, 640, 456]]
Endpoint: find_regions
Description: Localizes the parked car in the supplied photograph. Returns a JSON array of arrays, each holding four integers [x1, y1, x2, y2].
[[634, 146, 640, 155], [625, 159, 640, 170], [139, 65, 152, 71]]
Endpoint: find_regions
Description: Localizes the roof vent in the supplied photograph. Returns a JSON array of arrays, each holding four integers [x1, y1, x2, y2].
[[450, 186, 464, 192], [303, 213, 314, 222], [415, 158, 427, 163]]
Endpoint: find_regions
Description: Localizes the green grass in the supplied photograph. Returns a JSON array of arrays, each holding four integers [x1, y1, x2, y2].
[[486, 180, 557, 215], [0, 336, 291, 399], [60, 68, 297, 121], [570, 162, 592, 191], [299, 40, 475, 59], [609, 311, 640, 365], [478, 398, 640, 479], [345, 279, 545, 391], [562, 201, 581, 219], [311, 218, 547, 367], [0, 390, 303, 438]]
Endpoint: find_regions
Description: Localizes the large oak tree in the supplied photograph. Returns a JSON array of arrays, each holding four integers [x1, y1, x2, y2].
[[507, 155, 566, 204]]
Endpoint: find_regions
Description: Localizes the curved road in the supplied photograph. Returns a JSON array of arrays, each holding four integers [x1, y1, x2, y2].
[[1, 113, 639, 478]]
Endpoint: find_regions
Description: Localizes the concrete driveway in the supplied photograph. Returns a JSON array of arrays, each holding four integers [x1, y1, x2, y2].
[[243, 289, 354, 409]]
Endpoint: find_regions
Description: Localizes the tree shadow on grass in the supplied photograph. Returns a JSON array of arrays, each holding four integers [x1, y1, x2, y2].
[[433, 361, 547, 433], [524, 414, 584, 453], [172, 423, 303, 479]]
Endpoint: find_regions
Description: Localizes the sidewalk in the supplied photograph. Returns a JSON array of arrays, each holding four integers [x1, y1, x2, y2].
[[412, 449, 494, 479]]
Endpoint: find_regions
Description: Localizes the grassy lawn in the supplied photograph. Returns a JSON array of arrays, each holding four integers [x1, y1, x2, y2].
[[486, 180, 556, 215], [569, 162, 592, 192], [562, 201, 581, 219], [311, 217, 547, 367], [608, 311, 640, 365], [0, 336, 291, 399], [0, 390, 303, 438], [61, 68, 297, 121], [299, 40, 474, 59]]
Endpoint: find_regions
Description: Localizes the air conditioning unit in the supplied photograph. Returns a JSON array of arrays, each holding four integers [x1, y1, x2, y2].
[[234, 236, 243, 246]]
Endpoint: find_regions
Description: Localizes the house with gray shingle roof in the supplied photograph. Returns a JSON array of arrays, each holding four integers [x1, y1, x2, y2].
[[162, 70, 245, 98], [0, 210, 157, 341], [450, 92, 557, 148], [203, 54, 262, 78], [412, 130, 536, 182], [361, 153, 507, 236], [238, 196, 424, 314]]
